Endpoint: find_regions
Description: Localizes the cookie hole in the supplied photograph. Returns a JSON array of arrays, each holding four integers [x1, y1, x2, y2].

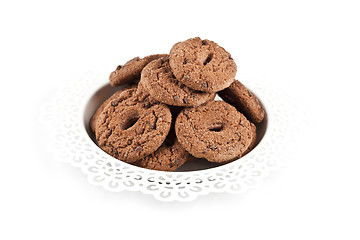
[[203, 53, 213, 66], [124, 116, 139, 130], [208, 123, 224, 132], [121, 112, 140, 130]]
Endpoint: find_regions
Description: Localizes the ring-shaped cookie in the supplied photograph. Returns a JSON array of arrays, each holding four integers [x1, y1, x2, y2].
[[110, 54, 168, 86], [175, 101, 254, 162], [141, 56, 215, 106], [96, 89, 172, 163], [169, 37, 236, 92]]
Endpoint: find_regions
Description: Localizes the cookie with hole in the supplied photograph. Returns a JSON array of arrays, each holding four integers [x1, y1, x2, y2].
[[175, 101, 254, 163], [169, 37, 237, 93], [89, 84, 138, 135], [140, 56, 215, 106], [95, 87, 172, 163], [218, 80, 265, 123], [109, 54, 168, 86]]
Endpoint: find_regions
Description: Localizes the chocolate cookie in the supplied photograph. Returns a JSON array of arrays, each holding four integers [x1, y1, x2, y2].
[[169, 37, 237, 92], [133, 139, 189, 171], [242, 123, 257, 156], [169, 41, 181, 56], [141, 56, 215, 106], [133, 105, 190, 171], [218, 80, 265, 123], [109, 54, 168, 86], [220, 123, 257, 165], [90, 85, 138, 134], [175, 101, 254, 163], [95, 89, 172, 163]]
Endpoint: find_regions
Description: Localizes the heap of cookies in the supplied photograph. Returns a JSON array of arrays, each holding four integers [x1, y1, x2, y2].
[[90, 37, 265, 171]]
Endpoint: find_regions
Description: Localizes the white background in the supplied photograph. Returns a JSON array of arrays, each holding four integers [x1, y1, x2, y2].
[[1, 0, 359, 239]]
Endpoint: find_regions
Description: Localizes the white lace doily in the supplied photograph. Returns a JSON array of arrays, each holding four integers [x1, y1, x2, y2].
[[39, 70, 298, 202]]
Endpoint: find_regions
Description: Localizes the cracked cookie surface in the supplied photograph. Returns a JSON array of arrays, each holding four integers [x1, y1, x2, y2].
[[175, 101, 254, 163], [169, 37, 236, 92], [109, 54, 168, 86], [95, 87, 171, 163], [141, 56, 215, 106]]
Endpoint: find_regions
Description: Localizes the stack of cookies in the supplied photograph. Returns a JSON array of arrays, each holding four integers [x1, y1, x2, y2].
[[90, 37, 265, 171]]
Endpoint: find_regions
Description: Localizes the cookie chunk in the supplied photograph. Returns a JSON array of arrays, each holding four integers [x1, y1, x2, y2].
[[133, 107, 190, 171], [95, 89, 172, 163], [90, 85, 138, 134], [218, 80, 265, 123], [175, 101, 254, 163], [219, 122, 257, 165], [109, 54, 168, 86], [141, 56, 215, 106], [169, 37, 237, 92], [242, 123, 257, 156], [133, 139, 189, 171]]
